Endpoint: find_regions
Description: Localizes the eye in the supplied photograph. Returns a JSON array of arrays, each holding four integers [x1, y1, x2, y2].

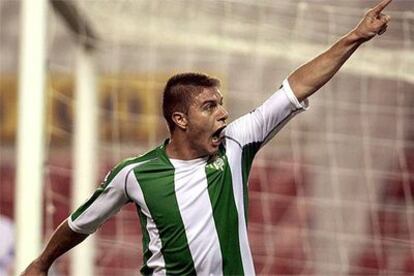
[[204, 102, 217, 110]]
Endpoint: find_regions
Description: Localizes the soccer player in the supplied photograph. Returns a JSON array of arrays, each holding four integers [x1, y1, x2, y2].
[[22, 0, 392, 275]]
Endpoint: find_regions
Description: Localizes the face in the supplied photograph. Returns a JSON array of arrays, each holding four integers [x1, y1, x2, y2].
[[184, 87, 229, 157]]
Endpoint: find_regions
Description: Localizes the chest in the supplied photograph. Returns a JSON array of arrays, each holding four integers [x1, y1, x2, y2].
[[135, 157, 232, 224]]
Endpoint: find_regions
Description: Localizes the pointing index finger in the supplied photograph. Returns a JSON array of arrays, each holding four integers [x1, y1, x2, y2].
[[372, 0, 393, 14]]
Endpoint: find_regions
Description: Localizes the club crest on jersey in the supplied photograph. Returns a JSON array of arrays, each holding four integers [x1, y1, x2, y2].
[[208, 156, 225, 171]]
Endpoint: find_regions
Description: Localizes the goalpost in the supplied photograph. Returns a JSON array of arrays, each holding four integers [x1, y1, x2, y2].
[[15, 0, 48, 272], [15, 0, 98, 274]]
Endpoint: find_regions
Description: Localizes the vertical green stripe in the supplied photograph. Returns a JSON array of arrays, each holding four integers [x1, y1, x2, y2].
[[241, 142, 262, 224], [136, 204, 153, 275], [206, 150, 244, 275], [135, 150, 196, 275]]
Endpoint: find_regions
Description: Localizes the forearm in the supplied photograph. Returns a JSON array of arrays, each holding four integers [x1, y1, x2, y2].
[[21, 219, 88, 274], [287, 0, 392, 102], [288, 30, 363, 102]]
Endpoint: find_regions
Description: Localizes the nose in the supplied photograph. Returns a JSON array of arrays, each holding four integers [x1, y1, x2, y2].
[[218, 105, 229, 122]]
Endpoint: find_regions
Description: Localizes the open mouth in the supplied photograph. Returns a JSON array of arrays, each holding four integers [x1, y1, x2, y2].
[[211, 125, 226, 144]]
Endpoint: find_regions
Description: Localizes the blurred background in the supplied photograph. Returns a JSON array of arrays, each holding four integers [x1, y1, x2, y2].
[[1, 0, 413, 275]]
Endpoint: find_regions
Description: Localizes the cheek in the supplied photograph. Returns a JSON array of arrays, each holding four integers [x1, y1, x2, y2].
[[190, 124, 209, 138], [188, 119, 213, 140], [189, 114, 212, 130]]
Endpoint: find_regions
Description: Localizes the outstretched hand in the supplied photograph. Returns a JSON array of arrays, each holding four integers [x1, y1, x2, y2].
[[353, 0, 392, 41]]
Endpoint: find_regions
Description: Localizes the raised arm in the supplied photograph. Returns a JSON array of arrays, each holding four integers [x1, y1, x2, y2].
[[288, 0, 392, 102], [20, 220, 88, 275]]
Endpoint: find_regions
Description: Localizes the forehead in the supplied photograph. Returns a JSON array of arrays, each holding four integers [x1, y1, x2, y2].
[[192, 87, 223, 104]]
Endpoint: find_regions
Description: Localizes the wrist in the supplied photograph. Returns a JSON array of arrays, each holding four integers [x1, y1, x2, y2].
[[348, 28, 371, 44], [341, 29, 367, 46]]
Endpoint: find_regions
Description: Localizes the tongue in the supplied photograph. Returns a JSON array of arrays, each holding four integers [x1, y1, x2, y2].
[[213, 127, 225, 138], [212, 136, 220, 144]]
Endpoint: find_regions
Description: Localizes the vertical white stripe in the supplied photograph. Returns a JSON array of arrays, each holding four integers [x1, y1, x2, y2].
[[171, 159, 223, 276], [225, 141, 256, 275], [127, 164, 167, 275], [145, 217, 166, 275]]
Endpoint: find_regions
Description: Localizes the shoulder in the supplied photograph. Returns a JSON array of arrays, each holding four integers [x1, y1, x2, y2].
[[103, 147, 160, 187], [118, 148, 159, 170]]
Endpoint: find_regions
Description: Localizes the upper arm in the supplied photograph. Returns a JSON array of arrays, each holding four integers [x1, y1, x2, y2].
[[224, 79, 309, 150], [68, 164, 132, 234]]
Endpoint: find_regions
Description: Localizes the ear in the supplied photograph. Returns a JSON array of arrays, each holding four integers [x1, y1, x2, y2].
[[172, 112, 188, 130]]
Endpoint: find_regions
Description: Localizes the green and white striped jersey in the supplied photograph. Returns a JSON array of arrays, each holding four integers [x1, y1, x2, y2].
[[68, 79, 309, 275]]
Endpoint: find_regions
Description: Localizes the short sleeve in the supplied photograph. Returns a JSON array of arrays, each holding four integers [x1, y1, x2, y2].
[[68, 165, 131, 234], [224, 78, 309, 150]]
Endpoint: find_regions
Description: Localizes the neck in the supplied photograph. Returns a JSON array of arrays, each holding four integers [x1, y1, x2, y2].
[[165, 132, 205, 160]]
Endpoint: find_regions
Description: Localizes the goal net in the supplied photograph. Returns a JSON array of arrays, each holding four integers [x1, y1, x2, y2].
[[1, 0, 413, 275]]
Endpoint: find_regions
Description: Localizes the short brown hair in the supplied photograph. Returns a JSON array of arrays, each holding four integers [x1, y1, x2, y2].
[[162, 72, 220, 132]]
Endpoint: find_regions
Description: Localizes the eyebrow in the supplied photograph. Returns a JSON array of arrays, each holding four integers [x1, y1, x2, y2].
[[202, 96, 224, 105], [201, 100, 217, 107]]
